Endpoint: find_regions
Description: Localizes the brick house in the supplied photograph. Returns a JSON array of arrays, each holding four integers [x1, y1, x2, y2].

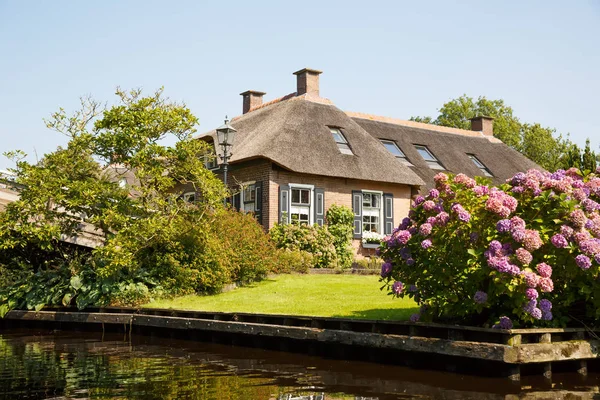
[[195, 68, 539, 256]]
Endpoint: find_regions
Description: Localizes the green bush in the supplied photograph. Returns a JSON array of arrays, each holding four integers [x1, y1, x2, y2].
[[269, 223, 338, 269], [274, 249, 313, 274], [326, 204, 354, 270]]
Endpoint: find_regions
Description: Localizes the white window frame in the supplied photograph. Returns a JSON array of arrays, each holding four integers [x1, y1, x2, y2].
[[289, 183, 314, 226], [468, 154, 493, 177], [183, 192, 196, 203], [361, 190, 383, 234], [380, 140, 413, 166], [415, 145, 445, 170], [240, 180, 257, 213], [329, 127, 354, 155]]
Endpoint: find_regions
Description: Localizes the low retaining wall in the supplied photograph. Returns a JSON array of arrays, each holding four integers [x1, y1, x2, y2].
[[2, 307, 598, 381]]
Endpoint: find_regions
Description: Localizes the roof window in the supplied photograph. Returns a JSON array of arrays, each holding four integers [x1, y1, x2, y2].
[[468, 154, 493, 177], [330, 127, 353, 155], [380, 140, 412, 166], [414, 145, 445, 170]]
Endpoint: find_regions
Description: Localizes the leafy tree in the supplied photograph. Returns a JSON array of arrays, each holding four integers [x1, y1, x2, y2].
[[0, 88, 275, 314], [410, 95, 596, 171], [581, 138, 597, 172]]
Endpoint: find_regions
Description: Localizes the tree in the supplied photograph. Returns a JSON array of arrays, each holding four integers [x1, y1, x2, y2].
[[410, 95, 595, 171], [0, 88, 275, 314]]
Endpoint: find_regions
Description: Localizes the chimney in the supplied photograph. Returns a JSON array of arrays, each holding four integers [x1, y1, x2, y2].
[[240, 90, 266, 114], [470, 116, 494, 136], [293, 68, 322, 96]]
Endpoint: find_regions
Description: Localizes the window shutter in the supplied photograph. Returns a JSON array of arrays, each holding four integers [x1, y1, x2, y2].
[[352, 190, 362, 239], [314, 188, 325, 226], [383, 193, 394, 235], [254, 181, 263, 226], [279, 184, 290, 224], [233, 192, 241, 211]]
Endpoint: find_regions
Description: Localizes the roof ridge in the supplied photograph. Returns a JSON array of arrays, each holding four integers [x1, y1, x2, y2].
[[345, 111, 490, 138]]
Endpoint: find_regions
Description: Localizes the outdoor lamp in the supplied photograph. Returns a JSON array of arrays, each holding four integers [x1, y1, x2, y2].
[[215, 116, 237, 204]]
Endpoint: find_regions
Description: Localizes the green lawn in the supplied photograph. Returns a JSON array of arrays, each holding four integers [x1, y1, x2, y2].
[[144, 274, 417, 321]]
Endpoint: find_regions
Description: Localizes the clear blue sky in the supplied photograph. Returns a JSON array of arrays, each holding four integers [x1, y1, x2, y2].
[[1, 1, 599, 171]]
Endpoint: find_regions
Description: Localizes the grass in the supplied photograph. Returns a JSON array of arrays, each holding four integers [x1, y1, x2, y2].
[[144, 274, 418, 321]]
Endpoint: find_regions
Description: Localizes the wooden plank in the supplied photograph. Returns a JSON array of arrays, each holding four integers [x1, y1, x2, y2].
[[516, 341, 600, 363]]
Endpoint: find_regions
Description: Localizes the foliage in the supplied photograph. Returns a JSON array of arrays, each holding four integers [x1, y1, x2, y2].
[[380, 168, 600, 328], [273, 249, 313, 274], [0, 88, 272, 313], [410, 95, 596, 171], [325, 204, 354, 269], [269, 223, 338, 269]]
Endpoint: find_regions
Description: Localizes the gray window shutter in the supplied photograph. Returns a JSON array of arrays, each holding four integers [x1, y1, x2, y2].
[[314, 188, 325, 226], [254, 181, 262, 226], [279, 184, 290, 224], [233, 192, 241, 211], [383, 193, 394, 235], [352, 190, 362, 239]]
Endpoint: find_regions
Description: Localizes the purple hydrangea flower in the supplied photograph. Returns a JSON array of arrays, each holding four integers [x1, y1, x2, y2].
[[570, 209, 587, 229], [419, 223, 433, 236], [542, 311, 553, 321], [394, 230, 412, 245], [458, 211, 471, 222], [522, 271, 540, 288], [539, 277, 554, 293], [474, 291, 488, 304], [536, 263, 552, 278], [512, 228, 526, 242], [380, 262, 392, 278], [575, 254, 592, 270], [423, 200, 436, 211], [409, 313, 420, 323], [523, 299, 537, 314], [469, 232, 479, 243], [525, 288, 538, 300], [421, 239, 432, 249], [428, 188, 440, 199], [408, 284, 418, 292], [392, 281, 404, 295], [560, 225, 574, 239], [406, 258, 415, 266], [530, 307, 542, 320], [489, 240, 502, 253], [515, 248, 533, 265], [495, 316, 513, 330], [414, 195, 425, 206], [496, 219, 512, 233], [550, 234, 568, 248], [539, 299, 552, 312]]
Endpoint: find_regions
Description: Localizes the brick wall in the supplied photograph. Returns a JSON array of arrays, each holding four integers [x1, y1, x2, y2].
[[268, 166, 412, 258]]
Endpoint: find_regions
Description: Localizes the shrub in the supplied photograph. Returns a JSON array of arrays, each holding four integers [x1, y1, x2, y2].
[[326, 204, 354, 269], [380, 168, 600, 328], [269, 223, 338, 269], [274, 249, 313, 274]]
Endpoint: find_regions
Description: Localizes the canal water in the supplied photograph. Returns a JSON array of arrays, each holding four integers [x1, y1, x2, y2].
[[0, 329, 599, 399]]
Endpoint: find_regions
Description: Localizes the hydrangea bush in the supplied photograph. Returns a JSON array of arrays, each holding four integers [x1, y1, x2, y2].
[[379, 167, 600, 328]]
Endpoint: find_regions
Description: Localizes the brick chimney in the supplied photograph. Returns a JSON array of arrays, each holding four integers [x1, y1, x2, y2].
[[293, 68, 322, 96], [470, 116, 494, 136], [240, 90, 266, 114]]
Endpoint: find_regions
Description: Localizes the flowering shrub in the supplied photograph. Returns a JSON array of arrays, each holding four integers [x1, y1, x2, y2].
[[362, 231, 385, 245], [380, 168, 600, 328], [269, 223, 338, 269]]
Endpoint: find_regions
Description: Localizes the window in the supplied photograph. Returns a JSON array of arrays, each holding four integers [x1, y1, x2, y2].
[[415, 145, 445, 170], [380, 140, 412, 166], [183, 192, 196, 203], [468, 154, 493, 177], [330, 127, 353, 155], [362, 192, 382, 233], [241, 182, 257, 212], [203, 143, 218, 170], [291, 187, 311, 225]]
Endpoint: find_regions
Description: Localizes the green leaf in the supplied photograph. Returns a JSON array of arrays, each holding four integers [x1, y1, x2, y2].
[[34, 303, 45, 312], [0, 304, 9, 318], [70, 276, 83, 291], [62, 293, 73, 307]]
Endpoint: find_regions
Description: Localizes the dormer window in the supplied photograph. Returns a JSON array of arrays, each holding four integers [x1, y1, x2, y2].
[[468, 154, 493, 177], [203, 143, 218, 170], [330, 127, 353, 155], [415, 145, 445, 170], [380, 140, 412, 166]]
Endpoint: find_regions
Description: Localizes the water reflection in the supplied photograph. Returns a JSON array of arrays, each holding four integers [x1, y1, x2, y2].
[[0, 329, 599, 399]]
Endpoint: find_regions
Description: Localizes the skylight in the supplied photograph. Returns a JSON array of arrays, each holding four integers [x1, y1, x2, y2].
[[380, 140, 412, 166], [330, 128, 353, 155], [468, 154, 493, 177], [415, 145, 445, 170]]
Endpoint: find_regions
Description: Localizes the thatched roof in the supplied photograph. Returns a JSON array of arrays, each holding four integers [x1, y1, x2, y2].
[[196, 91, 540, 190], [196, 94, 426, 186], [349, 113, 541, 190]]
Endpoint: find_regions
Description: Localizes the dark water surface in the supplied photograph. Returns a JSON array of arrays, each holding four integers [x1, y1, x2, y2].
[[1, 329, 599, 400]]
